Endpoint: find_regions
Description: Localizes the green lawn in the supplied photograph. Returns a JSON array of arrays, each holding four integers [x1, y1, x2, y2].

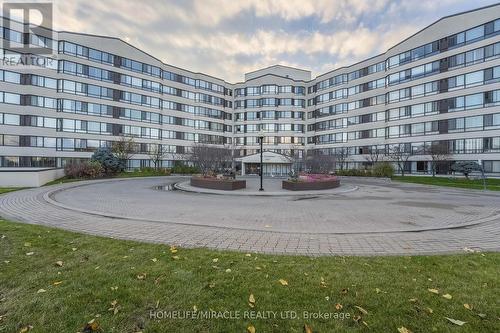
[[0, 220, 498, 332], [392, 176, 500, 191], [0, 188, 25, 195]]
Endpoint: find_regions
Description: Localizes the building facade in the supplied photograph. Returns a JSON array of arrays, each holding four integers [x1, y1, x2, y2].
[[1, 4, 500, 174]]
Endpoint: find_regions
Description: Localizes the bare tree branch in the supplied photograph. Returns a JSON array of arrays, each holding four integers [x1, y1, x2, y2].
[[427, 141, 450, 177], [387, 144, 421, 176], [146, 143, 171, 170], [334, 148, 349, 171], [111, 136, 137, 169], [189, 143, 232, 176]]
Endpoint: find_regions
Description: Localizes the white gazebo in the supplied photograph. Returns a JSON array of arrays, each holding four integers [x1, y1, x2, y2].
[[237, 151, 292, 177]]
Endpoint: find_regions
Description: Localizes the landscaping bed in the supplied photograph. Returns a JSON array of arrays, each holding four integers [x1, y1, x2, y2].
[[190, 176, 246, 190], [282, 174, 340, 191]]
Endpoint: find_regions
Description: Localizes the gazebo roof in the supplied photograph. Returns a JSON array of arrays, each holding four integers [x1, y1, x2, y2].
[[237, 151, 292, 164]]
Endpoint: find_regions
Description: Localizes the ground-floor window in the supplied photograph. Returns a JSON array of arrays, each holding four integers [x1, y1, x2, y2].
[[244, 163, 291, 177]]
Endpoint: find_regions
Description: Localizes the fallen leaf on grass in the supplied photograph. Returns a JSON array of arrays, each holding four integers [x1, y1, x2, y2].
[[24, 242, 31, 247], [320, 277, 327, 288], [55, 261, 63, 267], [25, 252, 34, 256], [427, 288, 439, 294], [445, 317, 466, 326], [425, 307, 433, 314], [409, 298, 418, 303], [36, 289, 46, 294], [171, 256, 180, 260], [375, 288, 381, 294], [397, 327, 412, 333], [278, 279, 288, 286], [463, 303, 472, 310], [225, 268, 232, 273], [151, 258, 158, 263], [245, 253, 252, 257], [136, 273, 147, 280], [477, 313, 486, 319], [247, 324, 256, 333], [248, 294, 256, 308], [212, 258, 219, 263], [442, 294, 452, 300], [335, 303, 343, 310], [71, 248, 77, 251], [19, 326, 33, 333], [304, 323, 313, 333], [108, 300, 120, 315], [81, 319, 100, 332], [110, 286, 118, 291], [53, 281, 62, 286], [341, 288, 348, 295], [354, 306, 368, 315], [170, 246, 178, 254]]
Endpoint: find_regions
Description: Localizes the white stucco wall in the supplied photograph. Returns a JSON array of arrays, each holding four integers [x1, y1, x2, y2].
[[0, 168, 65, 187]]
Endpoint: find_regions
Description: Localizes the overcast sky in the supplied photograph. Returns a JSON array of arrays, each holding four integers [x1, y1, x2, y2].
[[31, 0, 500, 82]]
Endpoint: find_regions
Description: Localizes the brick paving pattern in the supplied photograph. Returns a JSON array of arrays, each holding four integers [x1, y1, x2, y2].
[[1, 176, 499, 255]]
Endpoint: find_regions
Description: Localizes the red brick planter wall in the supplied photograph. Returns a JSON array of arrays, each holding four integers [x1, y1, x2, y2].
[[190, 177, 246, 190], [282, 179, 340, 191]]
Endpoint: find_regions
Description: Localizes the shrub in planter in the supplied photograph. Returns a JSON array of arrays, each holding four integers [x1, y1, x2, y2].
[[171, 162, 199, 174], [91, 148, 123, 175], [372, 162, 395, 178], [64, 161, 104, 179]]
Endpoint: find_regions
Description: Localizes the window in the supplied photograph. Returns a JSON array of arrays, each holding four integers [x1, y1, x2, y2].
[[3, 114, 20, 125], [465, 71, 483, 86], [465, 93, 483, 108], [465, 116, 483, 130], [465, 26, 484, 42], [3, 71, 20, 83], [4, 93, 20, 104], [465, 48, 484, 64]]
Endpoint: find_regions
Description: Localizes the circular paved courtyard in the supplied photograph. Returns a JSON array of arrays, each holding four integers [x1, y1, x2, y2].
[[1, 176, 499, 255]]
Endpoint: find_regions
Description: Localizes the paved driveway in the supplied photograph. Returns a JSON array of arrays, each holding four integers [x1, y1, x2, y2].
[[1, 176, 499, 255]]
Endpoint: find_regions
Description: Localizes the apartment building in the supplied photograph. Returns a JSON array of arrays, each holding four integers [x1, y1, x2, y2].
[[1, 4, 500, 174]]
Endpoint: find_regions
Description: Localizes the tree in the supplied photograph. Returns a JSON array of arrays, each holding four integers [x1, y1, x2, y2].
[[305, 151, 336, 174], [364, 145, 384, 167], [428, 141, 450, 177], [147, 144, 171, 170], [111, 136, 136, 170], [387, 144, 420, 177], [451, 161, 483, 179], [91, 147, 123, 175], [189, 143, 232, 176], [282, 145, 305, 175], [334, 147, 349, 171]]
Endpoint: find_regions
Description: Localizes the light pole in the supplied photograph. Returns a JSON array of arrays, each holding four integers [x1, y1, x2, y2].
[[258, 129, 265, 191]]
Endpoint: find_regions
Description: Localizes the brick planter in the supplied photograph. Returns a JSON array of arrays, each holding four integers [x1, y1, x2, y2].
[[190, 177, 246, 190], [282, 179, 340, 191]]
